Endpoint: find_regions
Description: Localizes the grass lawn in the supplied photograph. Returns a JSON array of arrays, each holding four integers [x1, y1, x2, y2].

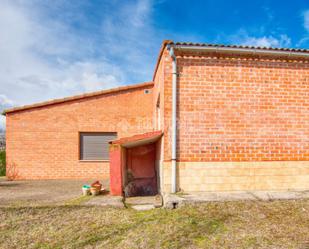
[[0, 200, 308, 249]]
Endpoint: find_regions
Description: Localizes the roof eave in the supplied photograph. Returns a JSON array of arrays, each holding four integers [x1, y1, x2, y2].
[[152, 40, 309, 81], [174, 44, 309, 58], [3, 81, 154, 115]]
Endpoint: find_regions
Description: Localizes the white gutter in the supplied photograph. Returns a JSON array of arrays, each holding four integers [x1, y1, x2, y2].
[[174, 45, 309, 58], [167, 45, 177, 193]]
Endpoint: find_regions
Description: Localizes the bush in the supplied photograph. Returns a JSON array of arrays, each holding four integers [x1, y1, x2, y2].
[[0, 151, 5, 176], [6, 162, 19, 181]]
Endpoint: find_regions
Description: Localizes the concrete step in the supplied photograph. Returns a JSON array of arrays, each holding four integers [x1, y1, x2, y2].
[[131, 204, 156, 211], [125, 195, 162, 209]]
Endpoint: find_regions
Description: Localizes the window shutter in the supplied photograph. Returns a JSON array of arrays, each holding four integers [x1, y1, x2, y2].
[[80, 132, 117, 160]]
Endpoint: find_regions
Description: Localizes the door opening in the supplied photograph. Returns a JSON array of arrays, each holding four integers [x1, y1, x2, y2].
[[124, 143, 157, 197]]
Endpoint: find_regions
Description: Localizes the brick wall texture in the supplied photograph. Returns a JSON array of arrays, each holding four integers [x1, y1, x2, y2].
[[6, 44, 309, 192], [162, 52, 309, 162], [6, 85, 153, 179], [156, 49, 309, 192]]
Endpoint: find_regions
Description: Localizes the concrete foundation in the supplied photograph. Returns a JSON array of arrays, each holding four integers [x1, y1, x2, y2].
[[163, 190, 309, 209]]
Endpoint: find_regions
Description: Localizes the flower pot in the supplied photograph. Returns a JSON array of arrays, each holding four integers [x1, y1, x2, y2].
[[90, 187, 100, 196], [82, 185, 90, 196], [91, 181, 102, 192]]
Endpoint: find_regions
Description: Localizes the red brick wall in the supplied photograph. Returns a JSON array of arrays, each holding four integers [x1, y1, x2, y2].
[[153, 50, 167, 131], [7, 44, 309, 182], [163, 51, 309, 162], [152, 49, 173, 161], [6, 85, 153, 179]]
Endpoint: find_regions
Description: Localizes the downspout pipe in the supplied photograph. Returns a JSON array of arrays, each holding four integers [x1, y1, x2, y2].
[[168, 45, 177, 193]]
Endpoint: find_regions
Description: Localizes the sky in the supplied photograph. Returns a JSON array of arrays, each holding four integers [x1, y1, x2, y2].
[[1, 0, 309, 129]]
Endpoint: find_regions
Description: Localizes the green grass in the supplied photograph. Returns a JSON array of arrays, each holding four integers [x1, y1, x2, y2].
[[0, 150, 5, 176], [0, 200, 308, 249], [64, 195, 93, 206]]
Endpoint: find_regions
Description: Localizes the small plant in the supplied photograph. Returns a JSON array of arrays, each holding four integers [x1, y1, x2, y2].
[[6, 162, 19, 181]]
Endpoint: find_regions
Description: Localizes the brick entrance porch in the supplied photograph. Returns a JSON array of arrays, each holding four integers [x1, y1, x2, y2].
[[109, 131, 162, 196]]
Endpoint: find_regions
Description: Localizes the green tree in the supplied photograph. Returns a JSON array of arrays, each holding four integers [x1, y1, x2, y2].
[[0, 151, 6, 176]]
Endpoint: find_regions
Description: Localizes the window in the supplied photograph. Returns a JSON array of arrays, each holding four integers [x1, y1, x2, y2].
[[79, 132, 117, 160], [156, 95, 161, 130]]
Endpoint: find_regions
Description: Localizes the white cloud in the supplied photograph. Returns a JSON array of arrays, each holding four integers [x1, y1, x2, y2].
[[1, 0, 151, 130], [59, 61, 121, 92], [0, 94, 14, 130], [241, 35, 291, 47], [229, 30, 291, 48], [0, 95, 14, 107], [131, 0, 152, 28], [303, 10, 309, 32], [100, 0, 160, 80], [0, 0, 198, 131], [0, 0, 158, 115], [297, 10, 309, 47]]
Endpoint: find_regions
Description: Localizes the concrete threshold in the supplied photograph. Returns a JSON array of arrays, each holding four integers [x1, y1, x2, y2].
[[163, 190, 309, 209], [125, 195, 163, 210]]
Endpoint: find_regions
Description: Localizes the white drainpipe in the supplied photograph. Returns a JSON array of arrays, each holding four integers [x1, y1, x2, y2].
[[168, 45, 177, 193]]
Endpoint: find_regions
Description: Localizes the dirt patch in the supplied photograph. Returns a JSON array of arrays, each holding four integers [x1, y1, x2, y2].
[[0, 179, 109, 206]]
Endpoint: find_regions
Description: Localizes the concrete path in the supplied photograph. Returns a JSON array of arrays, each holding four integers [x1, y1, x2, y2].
[[83, 195, 164, 210], [0, 178, 109, 206], [164, 190, 309, 208]]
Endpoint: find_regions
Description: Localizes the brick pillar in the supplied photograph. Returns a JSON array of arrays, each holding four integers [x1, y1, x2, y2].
[[109, 144, 123, 196]]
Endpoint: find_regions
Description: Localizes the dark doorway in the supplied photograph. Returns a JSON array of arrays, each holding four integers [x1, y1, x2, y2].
[[124, 143, 157, 197]]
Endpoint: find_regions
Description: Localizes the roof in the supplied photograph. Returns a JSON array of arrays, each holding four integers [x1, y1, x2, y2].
[[110, 131, 163, 148], [171, 41, 309, 53], [3, 81, 153, 115], [152, 40, 309, 80]]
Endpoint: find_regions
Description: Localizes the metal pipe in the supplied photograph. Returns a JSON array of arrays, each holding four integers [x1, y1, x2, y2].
[[174, 45, 309, 58], [168, 45, 177, 193]]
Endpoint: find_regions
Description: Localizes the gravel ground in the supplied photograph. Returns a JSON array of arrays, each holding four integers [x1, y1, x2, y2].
[[0, 178, 109, 206]]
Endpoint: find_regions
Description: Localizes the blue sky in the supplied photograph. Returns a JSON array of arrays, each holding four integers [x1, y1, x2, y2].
[[1, 0, 309, 128]]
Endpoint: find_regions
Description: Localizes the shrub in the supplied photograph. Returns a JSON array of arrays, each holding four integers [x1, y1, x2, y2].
[[0, 151, 5, 176], [6, 162, 19, 181]]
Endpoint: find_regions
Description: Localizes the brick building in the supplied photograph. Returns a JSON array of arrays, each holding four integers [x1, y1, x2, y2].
[[4, 40, 309, 195]]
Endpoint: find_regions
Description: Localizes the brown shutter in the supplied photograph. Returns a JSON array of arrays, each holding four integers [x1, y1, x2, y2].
[[80, 132, 117, 160]]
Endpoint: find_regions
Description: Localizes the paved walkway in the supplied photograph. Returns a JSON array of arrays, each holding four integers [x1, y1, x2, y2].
[[0, 178, 109, 206], [164, 190, 309, 208]]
